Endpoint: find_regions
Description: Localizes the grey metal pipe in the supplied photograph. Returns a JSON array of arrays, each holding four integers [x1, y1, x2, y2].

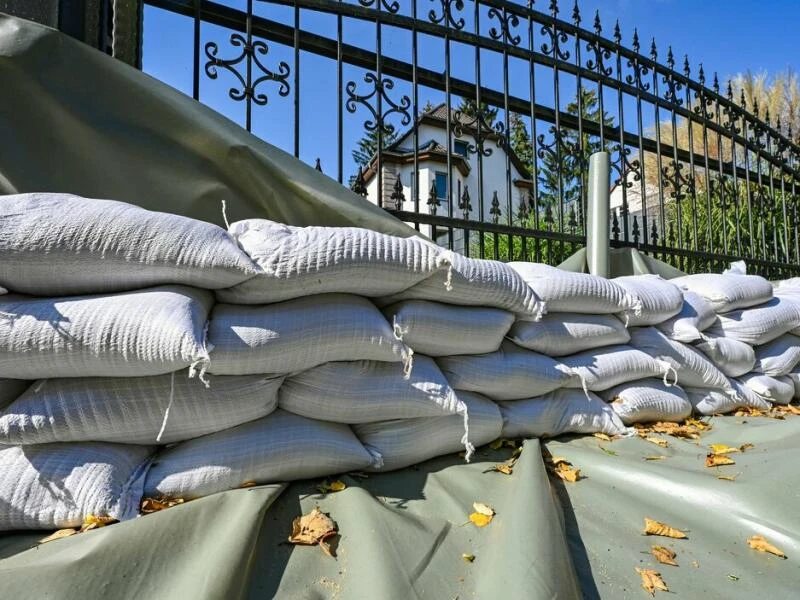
[[586, 151, 610, 278]]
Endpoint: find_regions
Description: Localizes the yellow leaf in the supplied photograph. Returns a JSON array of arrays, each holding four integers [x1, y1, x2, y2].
[[739, 443, 755, 452], [651, 545, 678, 566], [39, 528, 78, 544], [462, 553, 475, 562], [594, 432, 613, 442], [552, 461, 581, 483], [645, 437, 669, 448], [472, 502, 495, 517], [705, 453, 736, 467], [288, 507, 338, 556], [636, 567, 669, 596], [644, 518, 687, 539], [316, 480, 347, 493], [469, 512, 493, 527], [548, 456, 570, 465], [685, 418, 710, 430], [747, 535, 786, 558], [239, 480, 257, 488], [492, 464, 513, 475], [489, 439, 504, 450], [709, 444, 740, 455], [80, 514, 117, 532], [141, 497, 185, 514], [717, 472, 741, 481], [644, 455, 667, 461]]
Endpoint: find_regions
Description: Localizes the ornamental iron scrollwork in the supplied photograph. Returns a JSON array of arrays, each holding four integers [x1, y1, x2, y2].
[[625, 29, 650, 91], [205, 34, 290, 105], [459, 186, 472, 219], [540, 6, 570, 61], [661, 47, 684, 106], [490, 191, 502, 224], [345, 73, 412, 137], [721, 81, 740, 134], [453, 108, 506, 157], [585, 13, 611, 76], [610, 144, 641, 190], [358, 0, 400, 13], [427, 181, 440, 215], [429, 0, 465, 31], [488, 7, 521, 47], [662, 160, 695, 201]]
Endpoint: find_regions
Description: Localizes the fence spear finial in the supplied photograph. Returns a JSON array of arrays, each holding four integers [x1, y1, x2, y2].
[[712, 72, 719, 94], [683, 54, 690, 78], [632, 28, 640, 52], [666, 46, 674, 70], [572, 0, 580, 25], [613, 20, 621, 44], [650, 37, 657, 61], [593, 9, 601, 34], [549, 0, 558, 17]]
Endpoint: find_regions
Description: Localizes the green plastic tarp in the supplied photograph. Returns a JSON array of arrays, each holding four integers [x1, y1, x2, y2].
[[2, 14, 799, 600]]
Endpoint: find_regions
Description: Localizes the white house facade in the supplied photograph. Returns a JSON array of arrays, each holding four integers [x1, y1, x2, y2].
[[359, 104, 533, 248]]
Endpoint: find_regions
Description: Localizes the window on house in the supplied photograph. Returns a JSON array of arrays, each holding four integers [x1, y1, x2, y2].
[[453, 140, 468, 157], [434, 171, 448, 201]]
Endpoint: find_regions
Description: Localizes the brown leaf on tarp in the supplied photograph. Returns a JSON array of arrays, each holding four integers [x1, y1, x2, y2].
[[141, 497, 185, 514], [39, 528, 78, 544], [747, 535, 786, 558], [644, 518, 687, 539], [552, 461, 581, 482], [735, 407, 765, 417], [462, 553, 475, 562], [739, 443, 755, 452], [685, 418, 710, 430], [775, 404, 800, 416], [717, 472, 741, 481], [80, 515, 117, 532], [644, 455, 667, 461], [239, 480, 257, 488], [492, 464, 513, 475], [469, 512, 493, 527], [645, 436, 669, 448], [651, 545, 678, 566], [289, 507, 338, 556], [489, 438, 517, 450], [709, 444, 739, 455], [593, 432, 613, 442], [636, 568, 669, 596], [316, 480, 347, 493], [705, 453, 736, 467]]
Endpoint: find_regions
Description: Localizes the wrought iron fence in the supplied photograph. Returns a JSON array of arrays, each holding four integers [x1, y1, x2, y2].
[[114, 0, 800, 277]]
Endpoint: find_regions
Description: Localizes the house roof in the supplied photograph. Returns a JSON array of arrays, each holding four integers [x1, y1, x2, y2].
[[360, 103, 534, 186]]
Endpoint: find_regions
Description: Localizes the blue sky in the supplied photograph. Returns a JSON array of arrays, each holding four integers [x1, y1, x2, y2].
[[142, 0, 799, 184]]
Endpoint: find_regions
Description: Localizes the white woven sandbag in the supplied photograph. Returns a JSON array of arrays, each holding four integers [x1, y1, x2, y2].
[[0, 193, 258, 295], [354, 391, 502, 472], [0, 379, 30, 410], [508, 313, 630, 357], [737, 373, 795, 405], [507, 262, 641, 315], [376, 252, 544, 318], [561, 345, 674, 392], [436, 342, 576, 401], [684, 386, 760, 416], [600, 379, 691, 425], [216, 219, 447, 304], [705, 297, 800, 345], [144, 410, 374, 499], [208, 294, 410, 376], [279, 356, 464, 423], [727, 378, 773, 411], [656, 290, 716, 343], [0, 286, 213, 379], [786, 367, 800, 400], [0, 286, 6, 295], [0, 373, 282, 445], [629, 327, 732, 391], [613, 275, 684, 326], [383, 301, 514, 357], [499, 389, 626, 438], [752, 333, 800, 376], [0, 442, 153, 530], [694, 334, 756, 377], [670, 271, 773, 313]]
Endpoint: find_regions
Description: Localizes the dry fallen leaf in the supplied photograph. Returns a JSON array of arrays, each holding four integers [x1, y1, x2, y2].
[[747, 535, 786, 558], [469, 512, 493, 527], [288, 507, 338, 556], [552, 461, 581, 482], [594, 432, 613, 442], [777, 404, 800, 416], [489, 439, 517, 450], [462, 553, 475, 562], [645, 437, 669, 448], [472, 502, 495, 517], [80, 515, 117, 532], [141, 497, 185, 514], [644, 455, 667, 461], [651, 545, 678, 566], [739, 443, 755, 452], [492, 464, 513, 475], [709, 444, 740, 455], [717, 472, 741, 481], [686, 418, 710, 430], [239, 480, 257, 488], [316, 480, 347, 494], [644, 518, 687, 539], [636, 568, 669, 596], [705, 453, 736, 467], [39, 528, 78, 544]]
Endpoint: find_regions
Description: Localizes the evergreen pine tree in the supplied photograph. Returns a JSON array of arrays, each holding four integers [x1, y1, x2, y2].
[[351, 127, 398, 168]]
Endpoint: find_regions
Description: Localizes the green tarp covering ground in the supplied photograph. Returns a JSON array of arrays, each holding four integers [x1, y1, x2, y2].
[[1, 14, 799, 599]]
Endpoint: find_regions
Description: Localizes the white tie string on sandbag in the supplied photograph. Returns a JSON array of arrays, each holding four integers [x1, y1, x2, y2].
[[155, 372, 176, 444], [391, 317, 415, 379]]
